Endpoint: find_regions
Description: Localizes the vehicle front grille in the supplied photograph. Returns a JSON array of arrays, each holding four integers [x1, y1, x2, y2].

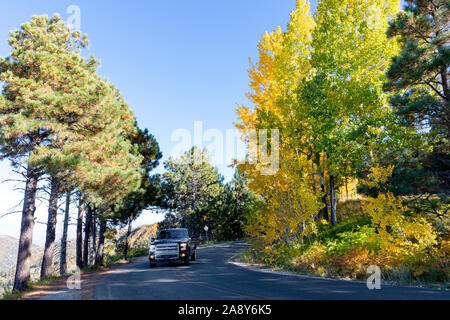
[[155, 243, 179, 260]]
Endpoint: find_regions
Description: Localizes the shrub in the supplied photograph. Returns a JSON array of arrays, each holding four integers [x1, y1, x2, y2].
[[235, 249, 259, 264], [261, 244, 297, 267], [291, 243, 328, 272], [127, 247, 149, 259], [103, 253, 124, 266], [328, 247, 372, 279], [1, 288, 23, 300], [415, 267, 448, 283], [364, 192, 438, 260], [386, 265, 413, 284]]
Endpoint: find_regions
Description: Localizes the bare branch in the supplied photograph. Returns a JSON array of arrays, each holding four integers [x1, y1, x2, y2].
[[0, 178, 25, 185], [0, 210, 21, 220]]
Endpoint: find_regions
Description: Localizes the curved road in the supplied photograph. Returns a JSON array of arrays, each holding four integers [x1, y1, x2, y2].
[[93, 242, 450, 300]]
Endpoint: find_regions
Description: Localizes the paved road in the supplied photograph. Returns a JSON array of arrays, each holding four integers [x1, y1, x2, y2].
[[93, 242, 450, 300]]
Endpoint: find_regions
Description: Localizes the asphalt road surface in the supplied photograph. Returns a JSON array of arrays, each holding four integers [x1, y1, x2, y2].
[[92, 241, 450, 300]]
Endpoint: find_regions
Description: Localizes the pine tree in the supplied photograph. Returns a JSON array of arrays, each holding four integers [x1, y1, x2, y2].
[[163, 147, 223, 238], [60, 192, 71, 275], [0, 15, 100, 291], [212, 169, 261, 241], [40, 177, 60, 279], [75, 195, 84, 269], [384, 0, 450, 192], [109, 125, 162, 261], [66, 83, 143, 209], [385, 0, 449, 135]]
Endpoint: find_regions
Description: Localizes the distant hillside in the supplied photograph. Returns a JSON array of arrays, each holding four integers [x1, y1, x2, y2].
[[0, 236, 43, 272], [118, 224, 158, 248], [0, 236, 19, 272], [0, 236, 78, 294], [0, 236, 45, 293]]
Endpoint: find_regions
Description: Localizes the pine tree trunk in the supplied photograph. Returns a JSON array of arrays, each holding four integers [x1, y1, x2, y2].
[[83, 205, 92, 267], [13, 164, 39, 292], [60, 192, 70, 276], [123, 216, 133, 260], [76, 196, 84, 269], [90, 209, 97, 265], [40, 178, 60, 280], [95, 219, 107, 266], [330, 175, 337, 226]]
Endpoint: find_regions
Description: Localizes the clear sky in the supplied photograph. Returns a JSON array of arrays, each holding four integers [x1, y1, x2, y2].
[[0, 0, 320, 245]]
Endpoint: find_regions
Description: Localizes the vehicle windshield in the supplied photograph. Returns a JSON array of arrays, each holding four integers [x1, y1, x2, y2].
[[156, 229, 188, 240]]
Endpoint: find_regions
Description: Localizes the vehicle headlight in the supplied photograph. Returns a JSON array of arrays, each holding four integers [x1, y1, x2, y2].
[[150, 245, 156, 252], [180, 243, 187, 250]]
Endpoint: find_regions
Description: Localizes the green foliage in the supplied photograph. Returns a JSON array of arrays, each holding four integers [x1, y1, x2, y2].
[[317, 216, 371, 243], [161, 154, 260, 241], [1, 287, 24, 300], [162, 147, 255, 240], [110, 125, 163, 224], [299, 0, 400, 180], [0, 14, 100, 171], [324, 226, 376, 255], [335, 199, 365, 221], [403, 193, 449, 236], [103, 254, 124, 267], [212, 170, 261, 241], [127, 247, 149, 259], [103, 247, 149, 266], [0, 14, 147, 207]]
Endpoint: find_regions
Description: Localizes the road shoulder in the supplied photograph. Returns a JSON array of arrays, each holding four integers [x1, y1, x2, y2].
[[22, 257, 148, 300], [229, 253, 450, 291]]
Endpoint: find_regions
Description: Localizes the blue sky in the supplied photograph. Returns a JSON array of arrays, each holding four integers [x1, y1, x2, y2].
[[0, 0, 321, 244]]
